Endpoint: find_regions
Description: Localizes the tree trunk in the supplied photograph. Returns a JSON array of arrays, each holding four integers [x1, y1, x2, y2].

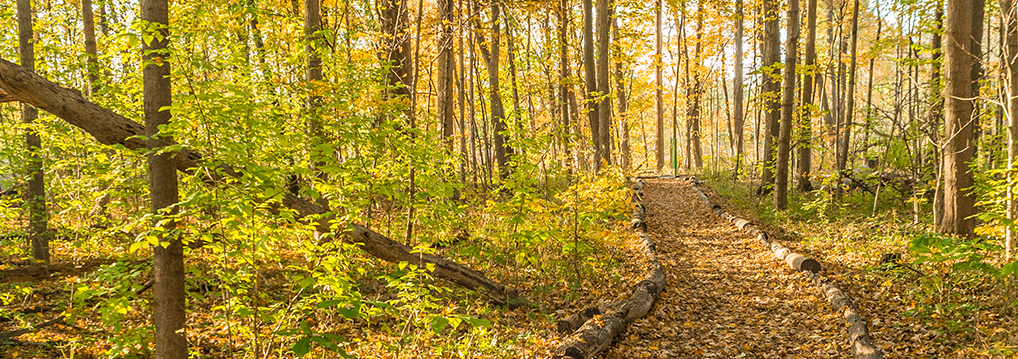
[[380, 0, 412, 102], [614, 18, 630, 171], [655, 0, 665, 173], [690, 10, 704, 171], [733, 0, 745, 178], [760, 0, 781, 190], [595, 0, 613, 170], [1002, 0, 1018, 259], [141, 0, 186, 356], [940, 0, 982, 236], [795, 0, 817, 192], [775, 0, 799, 209], [836, 0, 860, 199], [559, 0, 574, 175], [83, 0, 100, 96], [438, 0, 455, 150], [486, 3, 511, 180], [583, 0, 600, 168], [17, 0, 50, 264]]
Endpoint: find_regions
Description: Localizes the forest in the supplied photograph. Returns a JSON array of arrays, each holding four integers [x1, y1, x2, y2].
[[0, 0, 1016, 356]]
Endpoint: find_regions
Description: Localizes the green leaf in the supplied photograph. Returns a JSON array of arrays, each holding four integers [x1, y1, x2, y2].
[[317, 299, 344, 309], [292, 337, 311, 356], [429, 316, 449, 333]]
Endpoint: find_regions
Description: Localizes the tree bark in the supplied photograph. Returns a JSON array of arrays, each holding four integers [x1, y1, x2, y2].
[[140, 0, 186, 356], [836, 0, 860, 199], [775, 0, 800, 209], [760, 0, 781, 190], [614, 18, 630, 171], [1002, 0, 1018, 259], [82, 0, 100, 96], [655, 0, 665, 173], [486, 3, 511, 180], [690, 9, 704, 171], [17, 0, 50, 264], [795, 0, 817, 192], [733, 0, 745, 178], [438, 0, 456, 150], [595, 0, 613, 170], [939, 0, 981, 236], [559, 0, 575, 175], [583, 0, 600, 168], [380, 0, 412, 103]]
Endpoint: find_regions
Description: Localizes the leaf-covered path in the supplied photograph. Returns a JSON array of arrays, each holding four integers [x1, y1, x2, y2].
[[602, 179, 849, 358]]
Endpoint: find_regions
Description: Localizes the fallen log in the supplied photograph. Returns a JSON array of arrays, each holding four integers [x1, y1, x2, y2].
[[0, 317, 64, 341], [554, 179, 665, 359], [805, 271, 884, 359], [0, 57, 523, 307]]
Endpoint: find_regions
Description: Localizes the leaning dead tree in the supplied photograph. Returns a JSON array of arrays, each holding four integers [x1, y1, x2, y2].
[[0, 58, 525, 308]]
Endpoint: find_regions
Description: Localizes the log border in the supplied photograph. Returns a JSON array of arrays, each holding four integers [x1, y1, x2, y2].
[[552, 179, 666, 359], [686, 177, 884, 359]]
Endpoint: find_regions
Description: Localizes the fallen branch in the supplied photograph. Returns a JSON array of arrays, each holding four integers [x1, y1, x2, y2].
[[0, 316, 64, 340], [553, 180, 666, 359], [0, 57, 523, 308]]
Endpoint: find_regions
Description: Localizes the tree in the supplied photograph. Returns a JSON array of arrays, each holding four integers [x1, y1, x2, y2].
[[17, 0, 50, 264], [836, 0, 860, 199], [559, 0, 575, 174], [596, 0, 613, 169], [583, 0, 600, 168], [83, 0, 100, 96], [1003, 0, 1018, 258], [775, 0, 800, 209], [690, 8, 704, 170], [438, 0, 456, 149], [795, 0, 817, 192], [141, 0, 186, 356], [733, 0, 745, 178], [614, 17, 631, 170], [656, 0, 665, 172], [380, 0, 412, 103], [939, 0, 983, 235], [760, 0, 781, 191]]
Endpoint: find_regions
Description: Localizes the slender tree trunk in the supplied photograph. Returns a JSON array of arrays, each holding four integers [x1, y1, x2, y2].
[[583, 0, 600, 168], [691, 10, 704, 170], [1002, 0, 1018, 259], [595, 0, 613, 170], [836, 0, 860, 199], [932, 3, 945, 227], [614, 18, 630, 171], [305, 0, 328, 207], [795, 0, 817, 191], [457, 0, 468, 184], [775, 0, 800, 209], [760, 0, 781, 191], [380, 0, 412, 105], [17, 0, 50, 264], [486, 2, 511, 180], [940, 0, 982, 236], [656, 0, 665, 173], [733, 0, 745, 178], [559, 0, 575, 175], [83, 0, 100, 96], [438, 0, 455, 149], [141, 0, 185, 356]]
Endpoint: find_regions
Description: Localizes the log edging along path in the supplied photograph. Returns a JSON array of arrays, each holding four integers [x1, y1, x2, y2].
[[552, 179, 666, 359], [686, 176, 884, 359]]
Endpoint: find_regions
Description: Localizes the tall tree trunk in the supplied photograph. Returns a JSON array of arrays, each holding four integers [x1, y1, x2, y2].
[[733, 0, 745, 178], [760, 0, 781, 191], [655, 0, 665, 173], [438, 0, 456, 149], [486, 2, 511, 180], [690, 9, 704, 170], [17, 0, 50, 264], [583, 0, 600, 168], [596, 0, 613, 170], [940, 0, 982, 235], [614, 18, 630, 171], [795, 0, 817, 192], [1002, 0, 1018, 259], [83, 0, 100, 96], [458, 0, 468, 183], [380, 0, 412, 103], [775, 0, 800, 209], [141, 0, 185, 356], [558, 0, 574, 175], [836, 0, 860, 199], [306, 0, 326, 206], [931, 3, 945, 227]]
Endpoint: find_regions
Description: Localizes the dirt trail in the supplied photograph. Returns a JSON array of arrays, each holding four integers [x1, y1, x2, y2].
[[602, 179, 849, 358]]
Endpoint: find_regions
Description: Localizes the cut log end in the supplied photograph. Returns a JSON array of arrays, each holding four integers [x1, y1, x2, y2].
[[785, 253, 822, 273]]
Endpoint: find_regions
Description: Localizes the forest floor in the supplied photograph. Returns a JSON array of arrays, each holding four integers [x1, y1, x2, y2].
[[601, 178, 849, 358]]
